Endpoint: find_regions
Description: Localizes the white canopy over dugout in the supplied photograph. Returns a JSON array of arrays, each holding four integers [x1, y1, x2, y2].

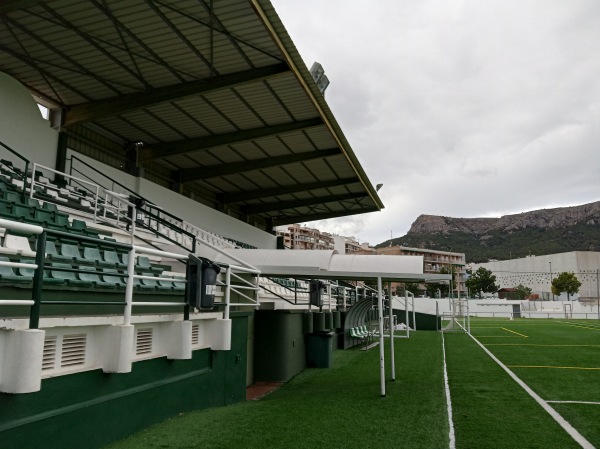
[[214, 249, 451, 396], [216, 249, 449, 283]]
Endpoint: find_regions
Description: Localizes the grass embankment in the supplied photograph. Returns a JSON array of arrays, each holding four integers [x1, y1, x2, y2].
[[105, 332, 448, 449]]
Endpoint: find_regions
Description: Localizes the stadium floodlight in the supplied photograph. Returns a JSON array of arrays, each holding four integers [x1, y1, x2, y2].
[[310, 62, 330, 95]]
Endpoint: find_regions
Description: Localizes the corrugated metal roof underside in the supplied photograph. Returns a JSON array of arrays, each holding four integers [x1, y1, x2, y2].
[[0, 0, 383, 227]]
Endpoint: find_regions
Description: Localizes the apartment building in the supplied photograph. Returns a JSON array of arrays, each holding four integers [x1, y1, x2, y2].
[[377, 246, 467, 296]]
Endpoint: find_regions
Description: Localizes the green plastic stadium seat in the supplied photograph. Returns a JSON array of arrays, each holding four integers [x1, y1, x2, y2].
[[82, 246, 111, 266], [0, 256, 31, 283], [101, 269, 125, 288], [59, 242, 87, 263], [12, 204, 32, 222], [172, 276, 185, 291], [0, 201, 11, 217], [158, 275, 185, 291], [16, 259, 35, 281], [45, 240, 72, 262], [102, 249, 126, 268], [77, 266, 116, 288], [42, 202, 58, 213], [138, 272, 158, 291], [137, 255, 162, 274], [48, 263, 92, 287], [33, 208, 53, 224]]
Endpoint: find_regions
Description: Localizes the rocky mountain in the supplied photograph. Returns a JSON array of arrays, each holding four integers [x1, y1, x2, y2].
[[376, 201, 600, 263]]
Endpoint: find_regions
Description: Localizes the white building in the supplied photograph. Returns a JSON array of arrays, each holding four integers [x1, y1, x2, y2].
[[473, 252, 600, 301]]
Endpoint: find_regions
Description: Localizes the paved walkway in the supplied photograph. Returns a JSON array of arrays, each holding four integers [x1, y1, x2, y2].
[[246, 382, 284, 401]]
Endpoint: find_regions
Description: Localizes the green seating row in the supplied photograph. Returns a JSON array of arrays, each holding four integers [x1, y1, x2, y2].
[[273, 278, 307, 291], [0, 255, 185, 292], [348, 326, 376, 342]]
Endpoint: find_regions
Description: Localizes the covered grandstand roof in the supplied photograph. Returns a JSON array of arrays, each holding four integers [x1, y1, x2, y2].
[[0, 0, 383, 228]]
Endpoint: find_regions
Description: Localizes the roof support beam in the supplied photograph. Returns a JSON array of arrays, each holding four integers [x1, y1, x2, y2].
[[63, 63, 290, 127], [145, 117, 323, 161], [0, 0, 43, 14], [175, 148, 340, 182], [271, 207, 380, 227], [246, 192, 368, 215], [222, 177, 360, 204]]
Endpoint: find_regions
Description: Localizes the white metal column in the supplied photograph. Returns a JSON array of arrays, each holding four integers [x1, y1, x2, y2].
[[388, 281, 395, 381], [377, 277, 385, 396]]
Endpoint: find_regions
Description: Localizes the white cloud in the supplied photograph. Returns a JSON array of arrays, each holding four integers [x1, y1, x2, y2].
[[273, 0, 600, 245]]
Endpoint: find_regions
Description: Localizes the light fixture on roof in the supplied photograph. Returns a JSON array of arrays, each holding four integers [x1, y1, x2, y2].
[[376, 183, 383, 192], [310, 62, 330, 95]]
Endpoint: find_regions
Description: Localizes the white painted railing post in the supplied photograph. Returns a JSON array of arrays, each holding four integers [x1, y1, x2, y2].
[[123, 246, 136, 326]]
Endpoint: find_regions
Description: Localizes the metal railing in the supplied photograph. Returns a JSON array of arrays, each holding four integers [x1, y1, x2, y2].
[[31, 162, 101, 222], [0, 140, 31, 202], [0, 212, 262, 328]]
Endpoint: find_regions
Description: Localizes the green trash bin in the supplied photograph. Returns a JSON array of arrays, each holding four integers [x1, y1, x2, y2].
[[306, 332, 334, 368]]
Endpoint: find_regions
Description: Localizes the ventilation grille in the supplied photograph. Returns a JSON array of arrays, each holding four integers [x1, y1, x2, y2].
[[61, 334, 87, 367], [191, 324, 199, 345], [136, 328, 153, 355], [42, 336, 57, 370]]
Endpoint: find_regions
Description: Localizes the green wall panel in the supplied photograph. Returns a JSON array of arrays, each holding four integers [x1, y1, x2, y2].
[[393, 309, 440, 330], [253, 310, 306, 382]]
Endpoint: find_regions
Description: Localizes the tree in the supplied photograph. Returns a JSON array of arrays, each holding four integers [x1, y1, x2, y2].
[[551, 272, 581, 300], [465, 267, 498, 299], [397, 282, 420, 297], [435, 266, 452, 297], [515, 284, 532, 300]]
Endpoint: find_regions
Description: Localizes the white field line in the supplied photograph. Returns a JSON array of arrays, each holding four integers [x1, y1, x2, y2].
[[557, 321, 600, 331], [441, 332, 456, 449], [547, 400, 600, 406], [467, 332, 595, 449]]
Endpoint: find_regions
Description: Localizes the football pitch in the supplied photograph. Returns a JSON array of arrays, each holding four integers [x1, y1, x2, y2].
[[445, 318, 600, 448], [105, 318, 599, 449]]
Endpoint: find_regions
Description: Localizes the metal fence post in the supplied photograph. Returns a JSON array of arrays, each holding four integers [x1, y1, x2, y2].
[[29, 231, 46, 329]]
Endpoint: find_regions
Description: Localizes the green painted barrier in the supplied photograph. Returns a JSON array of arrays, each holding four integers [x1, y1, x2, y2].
[[325, 311, 333, 330], [313, 312, 325, 332], [303, 312, 313, 333], [332, 311, 341, 328]]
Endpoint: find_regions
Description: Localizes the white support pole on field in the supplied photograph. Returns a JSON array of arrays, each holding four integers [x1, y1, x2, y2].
[[377, 277, 385, 397], [405, 291, 411, 338], [388, 281, 395, 381]]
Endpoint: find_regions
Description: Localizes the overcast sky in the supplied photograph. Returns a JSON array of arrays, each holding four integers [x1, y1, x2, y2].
[[270, 0, 600, 246]]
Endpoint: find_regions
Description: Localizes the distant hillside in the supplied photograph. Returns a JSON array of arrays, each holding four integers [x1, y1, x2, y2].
[[375, 201, 600, 263]]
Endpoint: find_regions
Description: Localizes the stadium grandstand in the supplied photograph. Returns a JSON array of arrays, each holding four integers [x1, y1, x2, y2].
[[0, 2, 449, 448]]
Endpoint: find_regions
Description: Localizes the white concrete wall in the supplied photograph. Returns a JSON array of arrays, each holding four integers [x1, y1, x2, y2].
[[0, 73, 58, 169], [138, 178, 275, 249], [472, 252, 600, 301], [64, 152, 276, 249], [332, 235, 346, 254], [393, 296, 600, 319]]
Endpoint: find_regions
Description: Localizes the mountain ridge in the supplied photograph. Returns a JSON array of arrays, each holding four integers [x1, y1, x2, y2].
[[375, 200, 600, 263]]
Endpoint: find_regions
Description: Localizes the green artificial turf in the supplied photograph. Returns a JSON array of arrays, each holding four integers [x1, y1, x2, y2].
[[468, 318, 600, 447], [105, 332, 449, 449], [444, 332, 581, 449], [104, 318, 600, 449]]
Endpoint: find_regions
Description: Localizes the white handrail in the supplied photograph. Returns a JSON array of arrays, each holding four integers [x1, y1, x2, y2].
[[0, 300, 34, 306], [31, 163, 100, 223], [0, 218, 43, 235]]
